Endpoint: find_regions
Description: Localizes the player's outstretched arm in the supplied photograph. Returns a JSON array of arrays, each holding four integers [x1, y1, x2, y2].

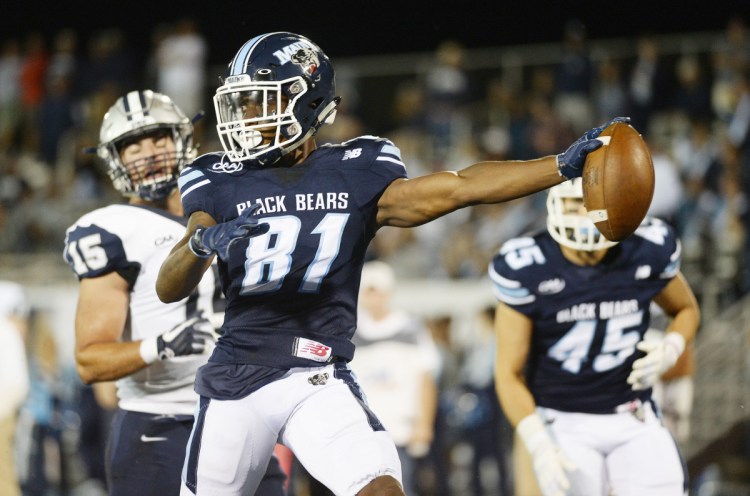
[[156, 211, 218, 303], [377, 117, 628, 228]]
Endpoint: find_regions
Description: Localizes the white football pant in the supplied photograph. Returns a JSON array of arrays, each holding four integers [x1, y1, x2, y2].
[[180, 363, 402, 495], [538, 402, 686, 496]]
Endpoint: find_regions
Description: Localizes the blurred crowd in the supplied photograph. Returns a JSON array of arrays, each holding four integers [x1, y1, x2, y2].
[[2, 16, 750, 304], [2, 13, 750, 496], [0, 17, 207, 256]]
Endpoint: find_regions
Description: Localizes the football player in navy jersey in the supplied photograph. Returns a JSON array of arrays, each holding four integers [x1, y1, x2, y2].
[[490, 178, 700, 496], [63, 90, 286, 496], [155, 31, 627, 496]]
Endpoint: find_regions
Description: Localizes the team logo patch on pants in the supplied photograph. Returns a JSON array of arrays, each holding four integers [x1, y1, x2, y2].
[[308, 372, 329, 385]]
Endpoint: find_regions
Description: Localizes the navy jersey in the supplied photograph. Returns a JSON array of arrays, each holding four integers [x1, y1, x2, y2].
[[489, 217, 681, 413], [178, 136, 407, 372]]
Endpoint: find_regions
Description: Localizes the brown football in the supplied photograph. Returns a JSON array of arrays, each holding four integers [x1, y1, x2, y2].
[[582, 122, 655, 241]]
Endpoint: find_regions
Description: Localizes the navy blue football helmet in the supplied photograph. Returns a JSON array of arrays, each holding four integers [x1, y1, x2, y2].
[[214, 32, 340, 165]]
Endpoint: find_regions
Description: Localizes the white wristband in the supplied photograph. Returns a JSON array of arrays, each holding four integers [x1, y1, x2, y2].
[[188, 229, 212, 259], [517, 413, 549, 455], [139, 336, 160, 364]]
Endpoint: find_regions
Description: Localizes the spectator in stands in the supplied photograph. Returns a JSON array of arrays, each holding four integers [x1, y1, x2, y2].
[[672, 54, 714, 123], [628, 35, 670, 134], [0, 281, 30, 496], [711, 15, 750, 122], [0, 38, 22, 153], [155, 18, 207, 122], [554, 19, 595, 134], [350, 260, 441, 495], [727, 70, 750, 295], [423, 39, 472, 168], [593, 57, 628, 125], [19, 31, 48, 155]]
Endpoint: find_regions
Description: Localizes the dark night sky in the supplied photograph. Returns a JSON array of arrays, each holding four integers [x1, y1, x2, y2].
[[5, 1, 748, 64]]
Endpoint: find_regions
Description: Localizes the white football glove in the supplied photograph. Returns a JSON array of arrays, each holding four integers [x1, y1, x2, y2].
[[517, 413, 576, 496], [627, 332, 685, 391]]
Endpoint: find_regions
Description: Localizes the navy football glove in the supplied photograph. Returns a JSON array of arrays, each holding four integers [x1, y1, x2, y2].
[[189, 203, 270, 261], [140, 316, 217, 364], [556, 116, 631, 179]]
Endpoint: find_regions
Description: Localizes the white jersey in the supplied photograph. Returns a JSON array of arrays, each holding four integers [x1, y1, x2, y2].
[[63, 204, 220, 415]]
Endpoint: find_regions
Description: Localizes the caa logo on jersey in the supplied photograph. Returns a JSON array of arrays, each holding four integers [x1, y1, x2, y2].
[[155, 235, 177, 247], [210, 160, 244, 174], [538, 278, 565, 294]]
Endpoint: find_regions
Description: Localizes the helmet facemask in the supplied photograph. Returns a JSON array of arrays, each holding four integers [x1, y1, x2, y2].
[[105, 127, 190, 201], [97, 90, 196, 201], [546, 178, 618, 251], [214, 76, 309, 164]]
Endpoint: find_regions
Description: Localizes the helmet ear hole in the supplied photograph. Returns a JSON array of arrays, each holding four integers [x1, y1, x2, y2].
[[308, 98, 323, 110]]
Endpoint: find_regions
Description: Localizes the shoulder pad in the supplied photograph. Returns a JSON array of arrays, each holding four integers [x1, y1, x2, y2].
[[631, 217, 681, 278], [63, 222, 129, 279]]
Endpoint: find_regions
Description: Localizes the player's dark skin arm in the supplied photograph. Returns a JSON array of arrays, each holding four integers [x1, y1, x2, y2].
[[157, 149, 565, 303], [156, 211, 216, 303], [377, 156, 564, 227], [156, 142, 318, 303]]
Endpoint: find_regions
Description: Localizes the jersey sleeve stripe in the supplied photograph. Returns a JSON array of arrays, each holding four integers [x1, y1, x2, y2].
[[178, 168, 204, 189], [660, 239, 682, 278], [376, 156, 405, 166], [491, 284, 536, 305], [178, 168, 211, 200], [488, 265, 535, 304], [181, 179, 211, 201], [380, 144, 402, 160]]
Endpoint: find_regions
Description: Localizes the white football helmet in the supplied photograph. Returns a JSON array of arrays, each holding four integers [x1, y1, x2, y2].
[[97, 90, 196, 201], [546, 178, 618, 251]]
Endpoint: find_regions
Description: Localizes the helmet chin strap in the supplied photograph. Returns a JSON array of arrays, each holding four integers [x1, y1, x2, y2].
[[274, 98, 340, 160]]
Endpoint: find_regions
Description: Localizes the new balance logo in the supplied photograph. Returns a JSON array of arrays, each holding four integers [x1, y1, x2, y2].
[[293, 337, 332, 362], [342, 148, 362, 160], [301, 342, 330, 357]]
